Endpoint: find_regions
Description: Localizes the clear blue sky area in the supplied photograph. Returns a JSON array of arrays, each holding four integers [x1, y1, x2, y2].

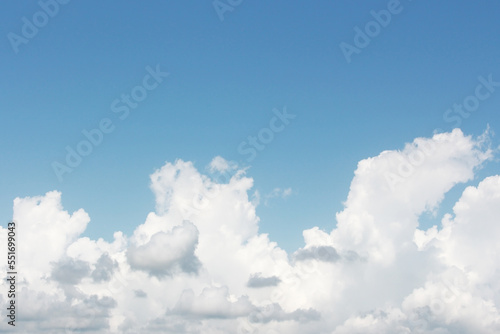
[[1, 1, 499, 252]]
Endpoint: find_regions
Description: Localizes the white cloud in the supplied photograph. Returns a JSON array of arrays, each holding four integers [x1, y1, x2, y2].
[[208, 156, 237, 174], [1, 129, 499, 333], [127, 221, 201, 277], [171, 286, 255, 319]]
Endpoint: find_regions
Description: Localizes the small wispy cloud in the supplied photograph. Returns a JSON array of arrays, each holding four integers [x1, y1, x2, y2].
[[264, 187, 293, 206]]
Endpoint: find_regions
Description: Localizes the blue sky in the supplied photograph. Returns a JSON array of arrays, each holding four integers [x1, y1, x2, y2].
[[1, 0, 500, 253]]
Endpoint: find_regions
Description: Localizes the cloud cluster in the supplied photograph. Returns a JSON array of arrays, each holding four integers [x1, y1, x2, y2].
[[1, 129, 499, 333]]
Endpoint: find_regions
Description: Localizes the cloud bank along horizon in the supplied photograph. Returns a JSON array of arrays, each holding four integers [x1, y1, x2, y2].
[[1, 128, 500, 333]]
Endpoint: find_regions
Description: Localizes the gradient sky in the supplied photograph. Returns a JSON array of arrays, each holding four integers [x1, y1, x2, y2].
[[1, 0, 500, 253]]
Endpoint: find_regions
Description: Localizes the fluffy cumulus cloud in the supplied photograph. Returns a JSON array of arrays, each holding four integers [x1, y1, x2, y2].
[[127, 221, 201, 277], [1, 129, 499, 333]]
